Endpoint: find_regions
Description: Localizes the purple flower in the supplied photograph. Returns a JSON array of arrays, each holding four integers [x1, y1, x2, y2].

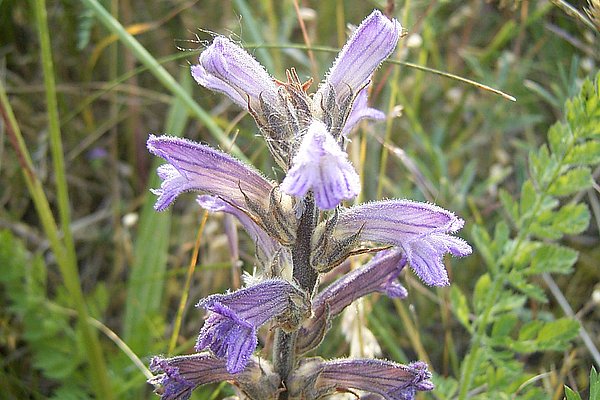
[[297, 250, 407, 354], [280, 119, 361, 210], [197, 195, 287, 270], [335, 200, 472, 286], [195, 279, 308, 373], [287, 358, 434, 400], [316, 10, 403, 108], [149, 353, 280, 400], [147, 135, 274, 212], [190, 10, 402, 210], [191, 36, 280, 111], [341, 85, 386, 137]]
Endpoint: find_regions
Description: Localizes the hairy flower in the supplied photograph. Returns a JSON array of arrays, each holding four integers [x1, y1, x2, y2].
[[316, 9, 402, 127], [149, 353, 280, 400], [297, 250, 407, 354], [341, 85, 386, 137], [280, 119, 361, 210], [287, 358, 434, 400], [195, 279, 308, 373], [191, 36, 280, 111], [197, 195, 290, 273], [147, 135, 273, 211], [191, 10, 402, 209], [334, 200, 472, 286]]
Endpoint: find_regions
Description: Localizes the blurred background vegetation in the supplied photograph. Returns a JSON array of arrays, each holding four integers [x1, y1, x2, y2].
[[0, 0, 598, 399]]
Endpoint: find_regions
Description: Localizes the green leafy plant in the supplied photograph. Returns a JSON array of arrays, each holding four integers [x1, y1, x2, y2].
[[453, 72, 600, 399], [565, 367, 599, 400]]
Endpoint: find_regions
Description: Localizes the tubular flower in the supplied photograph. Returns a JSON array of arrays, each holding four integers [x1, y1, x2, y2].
[[297, 250, 407, 354], [149, 353, 280, 400], [195, 279, 309, 374], [280, 119, 361, 210], [287, 358, 434, 400], [147, 135, 274, 211], [334, 200, 472, 286]]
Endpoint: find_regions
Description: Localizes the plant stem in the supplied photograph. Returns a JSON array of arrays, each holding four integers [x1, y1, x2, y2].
[[274, 195, 318, 396], [32, 1, 113, 398]]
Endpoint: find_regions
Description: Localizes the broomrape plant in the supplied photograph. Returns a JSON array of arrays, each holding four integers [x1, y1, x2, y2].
[[147, 10, 471, 400]]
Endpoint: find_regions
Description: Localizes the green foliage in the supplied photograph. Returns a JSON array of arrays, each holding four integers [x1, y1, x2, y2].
[[0, 230, 89, 397], [456, 73, 600, 399], [564, 367, 599, 400]]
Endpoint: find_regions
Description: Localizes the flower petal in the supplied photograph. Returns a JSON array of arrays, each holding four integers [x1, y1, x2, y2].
[[147, 135, 273, 211], [192, 37, 279, 110], [318, 10, 402, 105], [195, 279, 308, 373], [341, 85, 386, 136], [288, 358, 434, 400], [197, 195, 284, 266], [149, 353, 280, 400], [280, 119, 360, 210], [335, 200, 472, 286], [297, 250, 407, 354]]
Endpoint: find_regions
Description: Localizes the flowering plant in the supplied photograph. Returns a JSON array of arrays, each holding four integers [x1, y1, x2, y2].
[[148, 9, 471, 400]]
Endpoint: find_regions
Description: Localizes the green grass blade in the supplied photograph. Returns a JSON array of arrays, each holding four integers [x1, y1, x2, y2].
[[32, 0, 113, 397], [79, 0, 248, 163], [123, 70, 192, 355], [232, 0, 275, 72]]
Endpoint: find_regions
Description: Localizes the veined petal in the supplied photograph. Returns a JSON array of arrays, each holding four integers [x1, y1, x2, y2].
[[192, 37, 279, 110], [195, 279, 308, 373], [280, 119, 360, 210], [335, 200, 472, 286], [318, 10, 402, 104], [341, 85, 386, 136], [197, 195, 283, 266], [147, 135, 273, 211], [297, 250, 407, 354], [288, 358, 434, 400], [148, 353, 280, 400], [314, 250, 408, 317], [190, 63, 246, 107]]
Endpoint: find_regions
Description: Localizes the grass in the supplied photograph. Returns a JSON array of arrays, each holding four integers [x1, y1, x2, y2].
[[0, 0, 598, 399]]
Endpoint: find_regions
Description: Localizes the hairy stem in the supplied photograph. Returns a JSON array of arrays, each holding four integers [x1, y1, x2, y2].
[[274, 195, 318, 397]]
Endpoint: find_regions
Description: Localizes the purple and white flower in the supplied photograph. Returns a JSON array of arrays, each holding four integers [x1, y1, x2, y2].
[[297, 250, 407, 353], [191, 10, 402, 210], [191, 36, 280, 111], [335, 200, 472, 286], [197, 195, 287, 269], [280, 119, 361, 210], [195, 279, 308, 374], [147, 135, 274, 212], [149, 353, 280, 400], [287, 358, 434, 400]]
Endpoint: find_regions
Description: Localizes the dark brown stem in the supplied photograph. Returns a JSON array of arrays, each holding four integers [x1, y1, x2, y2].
[[274, 195, 318, 398]]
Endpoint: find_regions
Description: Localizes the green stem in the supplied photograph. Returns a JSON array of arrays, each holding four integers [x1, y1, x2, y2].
[[0, 80, 113, 398], [33, 1, 113, 398]]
